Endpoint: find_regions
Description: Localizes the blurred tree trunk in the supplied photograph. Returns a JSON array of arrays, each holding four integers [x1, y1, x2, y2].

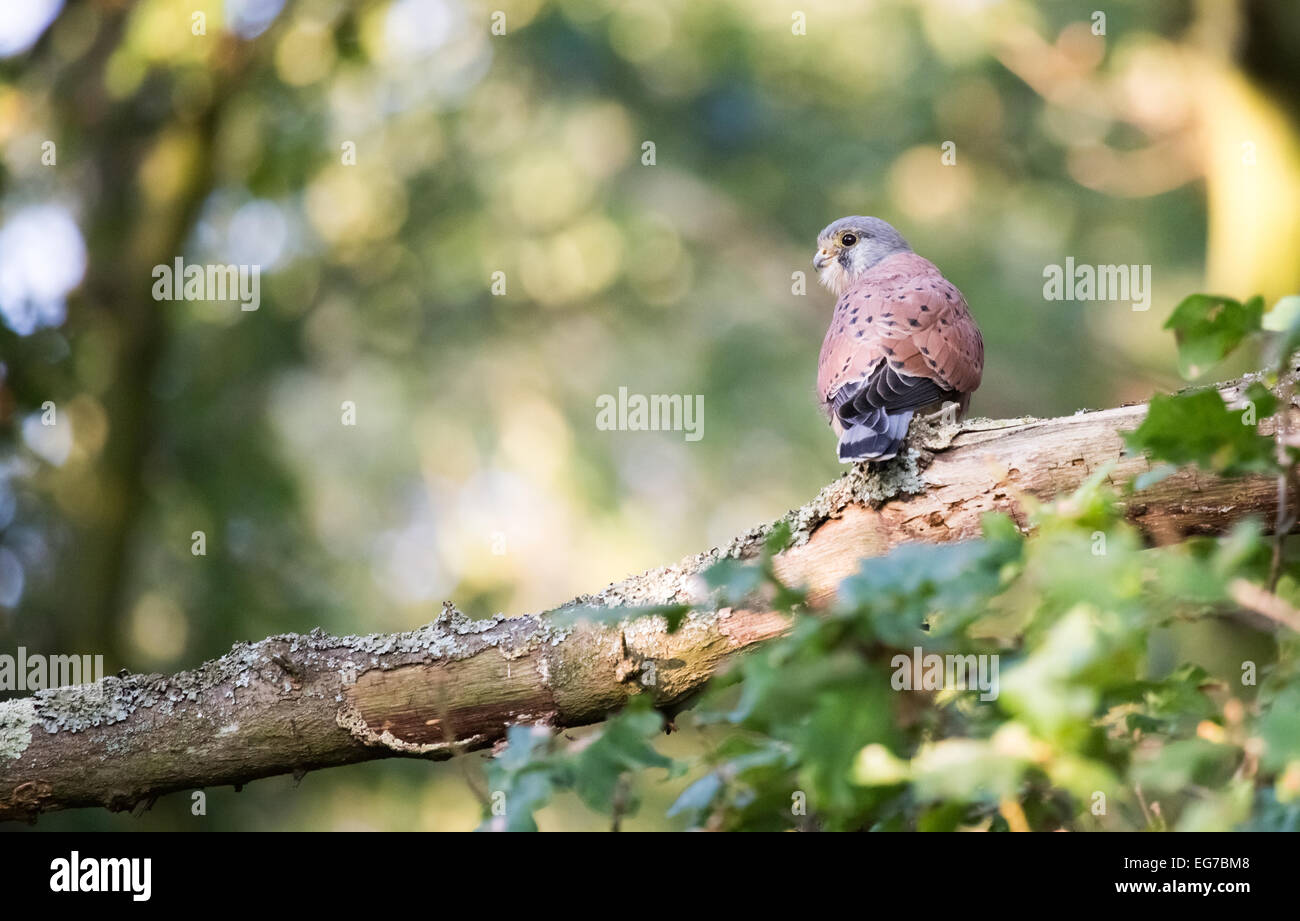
[[1199, 0, 1300, 303], [47, 10, 256, 667]]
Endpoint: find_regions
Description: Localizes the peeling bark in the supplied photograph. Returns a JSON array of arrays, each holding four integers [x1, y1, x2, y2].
[[0, 378, 1292, 822]]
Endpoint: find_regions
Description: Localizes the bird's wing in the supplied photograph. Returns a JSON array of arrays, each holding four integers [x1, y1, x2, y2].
[[818, 255, 982, 406], [833, 363, 954, 416]]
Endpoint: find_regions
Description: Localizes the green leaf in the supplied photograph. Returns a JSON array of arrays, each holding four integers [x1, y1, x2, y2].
[[1124, 389, 1279, 476], [852, 743, 910, 786], [836, 534, 1020, 644], [1263, 294, 1300, 369], [494, 724, 553, 772], [1258, 686, 1300, 771], [700, 557, 765, 603], [570, 703, 676, 814], [1241, 380, 1278, 419], [479, 725, 559, 832], [908, 738, 1028, 803], [1133, 463, 1178, 491], [1001, 604, 1143, 743], [491, 769, 555, 833], [1241, 789, 1300, 832], [666, 773, 723, 818], [764, 520, 794, 556], [1132, 738, 1241, 794], [1164, 293, 1262, 379], [1175, 780, 1254, 831], [1263, 295, 1300, 333]]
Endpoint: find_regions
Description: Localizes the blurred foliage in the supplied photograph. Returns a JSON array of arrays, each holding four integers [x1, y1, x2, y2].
[[0, 0, 1298, 829]]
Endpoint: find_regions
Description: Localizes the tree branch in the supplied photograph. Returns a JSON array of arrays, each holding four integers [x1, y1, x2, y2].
[[1, 377, 1292, 822]]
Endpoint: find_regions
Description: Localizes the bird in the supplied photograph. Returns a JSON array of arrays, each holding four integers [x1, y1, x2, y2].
[[814, 216, 983, 462]]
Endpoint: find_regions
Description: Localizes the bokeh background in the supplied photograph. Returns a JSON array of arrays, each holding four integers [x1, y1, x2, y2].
[[1, 0, 1298, 830]]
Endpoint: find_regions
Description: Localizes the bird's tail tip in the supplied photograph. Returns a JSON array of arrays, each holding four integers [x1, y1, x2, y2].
[[837, 443, 900, 464], [836, 410, 913, 463]]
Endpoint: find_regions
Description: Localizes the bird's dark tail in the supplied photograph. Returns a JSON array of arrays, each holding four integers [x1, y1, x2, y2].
[[837, 407, 913, 462]]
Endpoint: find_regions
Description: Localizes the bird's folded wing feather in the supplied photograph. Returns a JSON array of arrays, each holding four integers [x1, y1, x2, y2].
[[818, 257, 983, 404]]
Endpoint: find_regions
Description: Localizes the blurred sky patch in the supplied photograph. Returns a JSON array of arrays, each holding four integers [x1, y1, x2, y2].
[[0, 0, 62, 58]]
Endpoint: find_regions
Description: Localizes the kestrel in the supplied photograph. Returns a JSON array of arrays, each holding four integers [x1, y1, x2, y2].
[[814, 216, 983, 462]]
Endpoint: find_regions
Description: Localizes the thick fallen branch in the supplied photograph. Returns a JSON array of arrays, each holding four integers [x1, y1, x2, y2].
[[1, 378, 1293, 821]]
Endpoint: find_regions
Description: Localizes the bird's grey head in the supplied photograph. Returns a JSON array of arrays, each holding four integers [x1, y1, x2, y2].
[[813, 216, 911, 296]]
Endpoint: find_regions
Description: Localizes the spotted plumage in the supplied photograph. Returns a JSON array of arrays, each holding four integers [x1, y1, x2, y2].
[[813, 217, 983, 462]]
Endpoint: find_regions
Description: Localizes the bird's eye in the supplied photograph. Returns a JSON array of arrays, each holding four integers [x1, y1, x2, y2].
[[841, 233, 857, 247]]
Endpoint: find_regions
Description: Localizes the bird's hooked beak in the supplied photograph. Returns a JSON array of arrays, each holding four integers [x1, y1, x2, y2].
[[814, 240, 851, 295]]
